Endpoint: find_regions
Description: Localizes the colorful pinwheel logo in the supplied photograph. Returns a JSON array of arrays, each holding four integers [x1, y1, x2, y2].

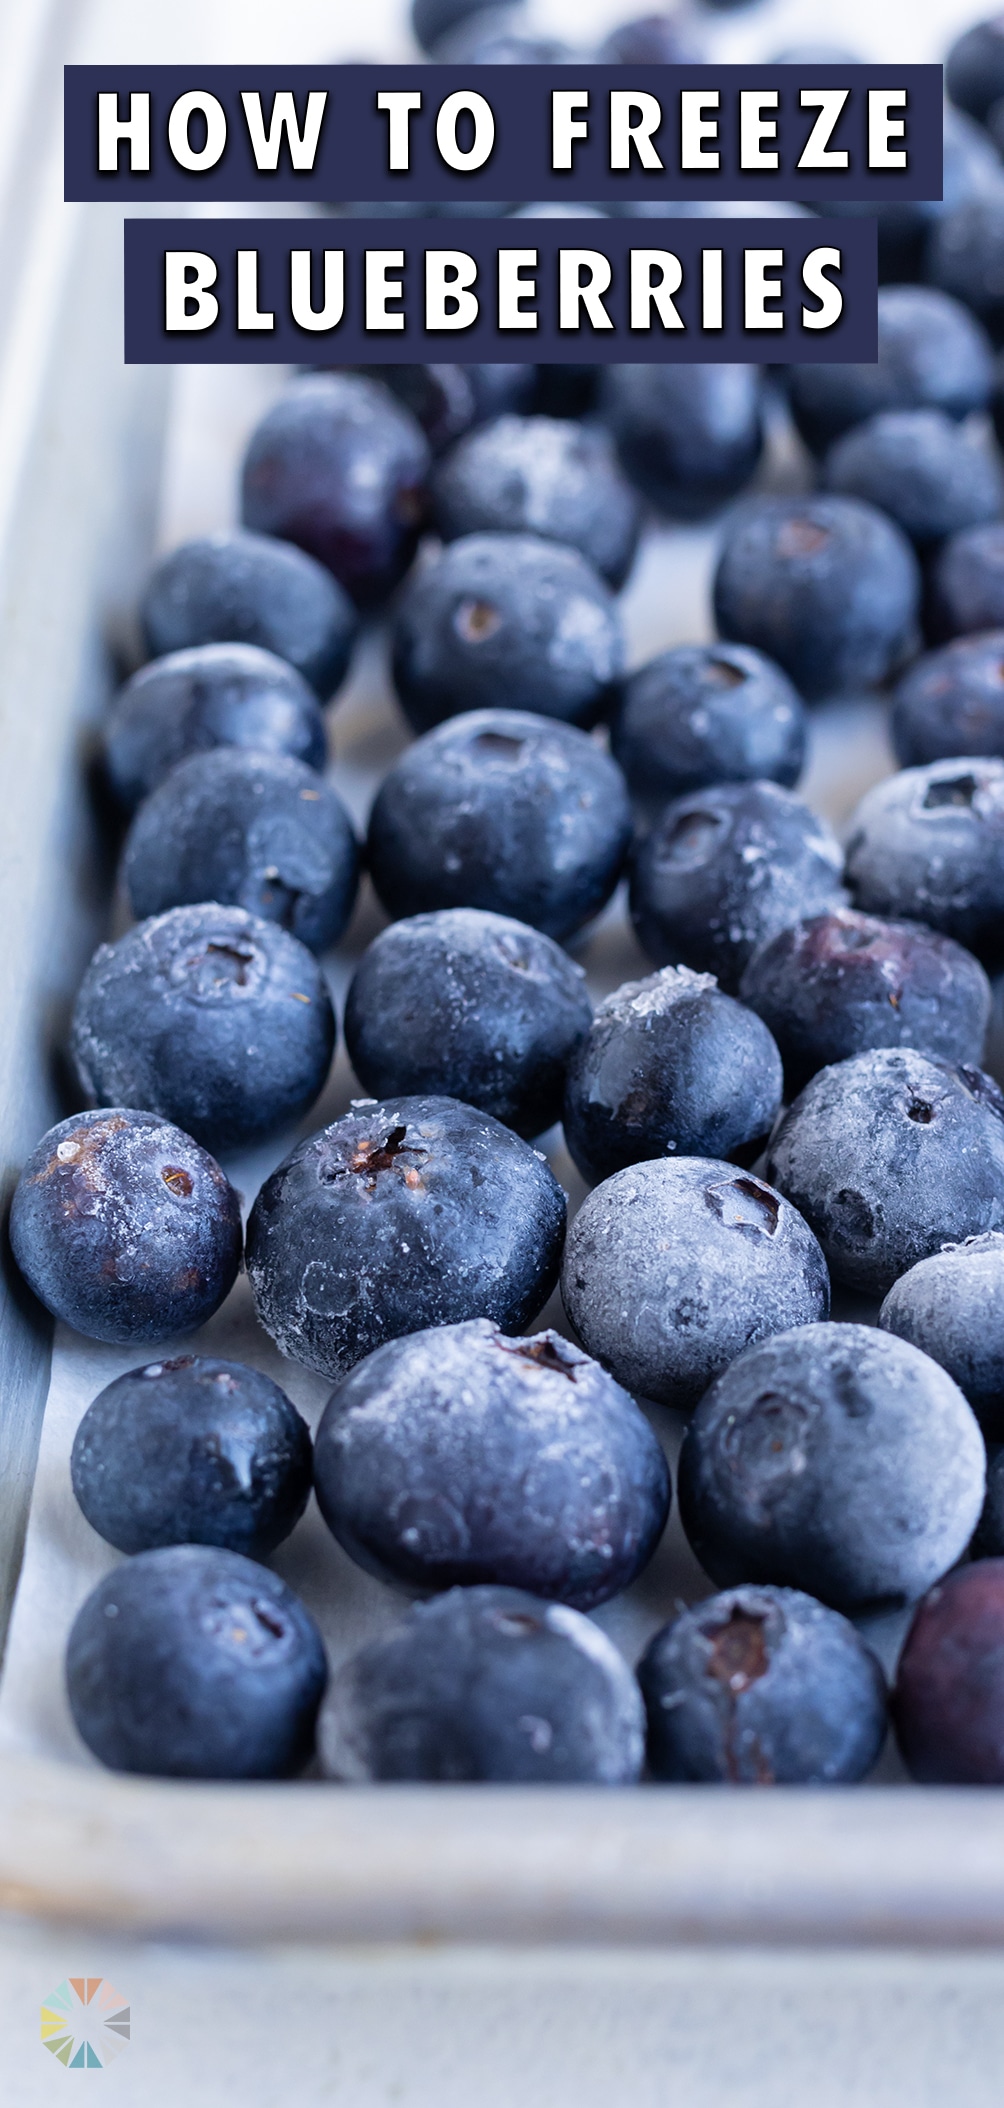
[[40, 1979, 131, 2069]]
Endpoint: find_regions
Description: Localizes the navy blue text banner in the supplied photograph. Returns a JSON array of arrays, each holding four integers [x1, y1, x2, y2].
[[123, 216, 878, 363], [70, 65, 942, 205]]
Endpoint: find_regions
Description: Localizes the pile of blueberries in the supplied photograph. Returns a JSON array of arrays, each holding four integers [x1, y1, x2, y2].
[[16, 5, 1004, 1793]]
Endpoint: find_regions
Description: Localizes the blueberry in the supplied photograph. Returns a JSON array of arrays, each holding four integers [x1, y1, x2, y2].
[[844, 757, 1004, 963], [391, 533, 623, 734], [430, 416, 642, 589], [765, 1048, 1004, 1296], [434, 24, 572, 61], [139, 530, 358, 700], [891, 632, 1004, 767], [947, 18, 1004, 124], [335, 363, 478, 453], [103, 644, 327, 814], [245, 1095, 566, 1381], [241, 374, 431, 607], [562, 966, 782, 1187], [739, 910, 991, 1097], [638, 1585, 887, 1784], [785, 285, 995, 454], [879, 1232, 1004, 1435], [9, 1109, 241, 1343], [71, 904, 335, 1155], [66, 1545, 326, 1778], [561, 1158, 828, 1411], [366, 708, 631, 942], [597, 12, 702, 61], [930, 522, 1004, 639], [894, 1561, 1004, 1782], [599, 365, 763, 519], [678, 1323, 985, 1614], [824, 409, 1003, 551], [71, 1356, 312, 1557], [972, 1442, 1004, 1555], [630, 780, 846, 995], [318, 1584, 644, 1783], [313, 1318, 669, 1609], [345, 908, 591, 1139], [830, 114, 1003, 286], [611, 643, 806, 809], [411, 0, 513, 55], [713, 497, 921, 702], [927, 190, 1004, 342], [121, 749, 359, 954]]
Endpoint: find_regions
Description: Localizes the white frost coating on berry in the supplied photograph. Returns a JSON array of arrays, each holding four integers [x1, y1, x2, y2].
[[596, 964, 718, 1022]]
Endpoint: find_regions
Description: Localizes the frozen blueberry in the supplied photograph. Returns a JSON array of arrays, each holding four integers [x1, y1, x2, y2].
[[680, 1324, 984, 1614], [894, 1562, 1004, 1782], [313, 1319, 669, 1609], [599, 365, 763, 519], [562, 966, 782, 1187], [70, 1356, 312, 1557], [630, 780, 846, 995], [829, 114, 1004, 286], [9, 1109, 241, 1343], [121, 749, 359, 954], [930, 522, 1004, 639], [638, 1585, 887, 1784], [879, 1233, 1004, 1434], [561, 1157, 828, 1411], [844, 757, 1004, 963], [411, 0, 513, 55], [345, 908, 591, 1139], [366, 709, 631, 942], [713, 497, 920, 702], [972, 1444, 1004, 1555], [246, 1095, 566, 1381], [785, 285, 995, 454], [103, 643, 327, 814], [598, 11, 702, 61], [66, 1545, 326, 1778], [391, 534, 623, 734], [947, 18, 1004, 123], [765, 1048, 1004, 1296], [139, 530, 358, 700], [927, 190, 1004, 342], [70, 904, 335, 1156], [318, 1584, 644, 1783], [241, 374, 431, 607], [430, 416, 642, 589], [824, 410, 1003, 551], [612, 643, 806, 809], [891, 632, 1004, 767], [335, 363, 485, 452], [739, 910, 991, 1097]]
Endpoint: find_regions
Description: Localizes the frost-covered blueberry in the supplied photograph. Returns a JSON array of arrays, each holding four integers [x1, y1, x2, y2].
[[391, 533, 623, 733], [411, 0, 513, 57], [713, 496, 920, 702], [765, 1048, 1004, 1296], [599, 365, 764, 518], [9, 1109, 241, 1343], [561, 966, 782, 1187], [71, 1356, 313, 1558], [66, 1545, 326, 1778], [121, 749, 359, 954], [678, 1323, 986, 1613], [824, 409, 1003, 550], [611, 643, 806, 809], [844, 757, 1004, 964], [245, 1095, 566, 1381], [785, 285, 995, 454], [879, 1232, 1004, 1434], [313, 1319, 669, 1609], [103, 643, 327, 813], [139, 529, 358, 699], [638, 1585, 887, 1783], [430, 415, 642, 588], [894, 1562, 1004, 1782], [947, 17, 1004, 122], [318, 1584, 644, 1783], [241, 374, 431, 606], [366, 708, 631, 941], [891, 632, 1004, 767], [560, 1157, 828, 1411], [927, 191, 1004, 341], [344, 908, 591, 1138], [739, 909, 991, 1096], [929, 522, 1004, 640], [70, 904, 335, 1156], [630, 780, 846, 994]]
